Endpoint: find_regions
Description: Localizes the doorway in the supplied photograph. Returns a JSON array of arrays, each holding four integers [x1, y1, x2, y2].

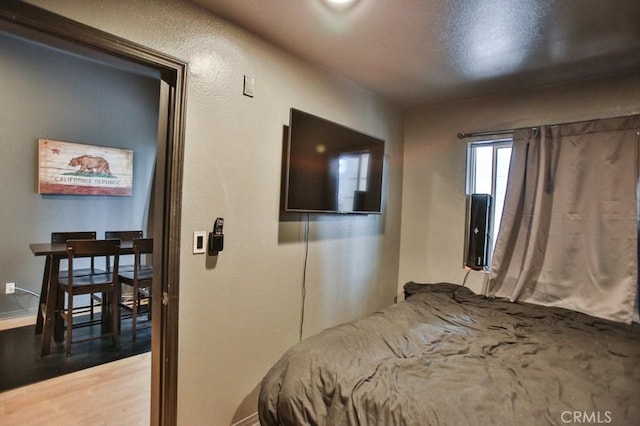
[[0, 2, 185, 424]]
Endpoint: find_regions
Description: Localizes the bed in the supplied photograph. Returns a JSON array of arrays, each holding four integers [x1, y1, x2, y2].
[[259, 282, 640, 425]]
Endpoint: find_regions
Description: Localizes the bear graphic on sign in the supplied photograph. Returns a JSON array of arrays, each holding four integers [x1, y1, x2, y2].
[[68, 155, 112, 175]]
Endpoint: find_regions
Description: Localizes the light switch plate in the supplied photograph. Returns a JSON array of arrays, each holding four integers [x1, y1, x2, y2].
[[193, 231, 207, 254]]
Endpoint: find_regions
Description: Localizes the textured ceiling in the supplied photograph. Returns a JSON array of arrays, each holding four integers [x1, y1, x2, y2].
[[193, 0, 640, 108]]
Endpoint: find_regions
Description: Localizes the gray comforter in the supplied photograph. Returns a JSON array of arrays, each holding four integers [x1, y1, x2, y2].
[[259, 283, 640, 426]]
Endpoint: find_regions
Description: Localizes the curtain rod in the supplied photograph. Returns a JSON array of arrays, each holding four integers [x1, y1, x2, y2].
[[457, 129, 514, 139], [457, 127, 540, 139]]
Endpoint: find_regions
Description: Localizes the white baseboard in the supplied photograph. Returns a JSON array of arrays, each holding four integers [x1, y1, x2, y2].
[[0, 312, 37, 331]]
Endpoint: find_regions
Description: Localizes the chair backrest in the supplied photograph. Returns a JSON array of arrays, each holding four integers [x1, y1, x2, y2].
[[52, 231, 98, 271], [66, 239, 120, 275], [134, 238, 154, 256], [133, 238, 153, 279], [104, 230, 143, 241], [104, 231, 143, 272], [51, 231, 97, 244]]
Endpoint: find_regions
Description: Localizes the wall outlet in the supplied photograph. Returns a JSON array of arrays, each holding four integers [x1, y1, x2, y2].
[[5, 282, 15, 295]]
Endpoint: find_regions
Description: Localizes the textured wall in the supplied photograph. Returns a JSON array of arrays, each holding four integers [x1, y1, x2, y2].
[[400, 73, 640, 296], [23, 0, 404, 423]]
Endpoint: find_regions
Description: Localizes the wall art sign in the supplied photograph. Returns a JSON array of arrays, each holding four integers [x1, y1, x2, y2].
[[38, 139, 133, 196]]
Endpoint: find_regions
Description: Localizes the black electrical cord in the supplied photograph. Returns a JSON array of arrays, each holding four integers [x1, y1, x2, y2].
[[299, 213, 310, 341], [461, 268, 471, 288]]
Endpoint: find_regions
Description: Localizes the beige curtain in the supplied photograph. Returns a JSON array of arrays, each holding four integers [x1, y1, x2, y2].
[[488, 115, 640, 323]]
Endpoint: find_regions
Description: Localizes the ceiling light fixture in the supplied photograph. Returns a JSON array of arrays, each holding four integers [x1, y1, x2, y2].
[[322, 0, 359, 11]]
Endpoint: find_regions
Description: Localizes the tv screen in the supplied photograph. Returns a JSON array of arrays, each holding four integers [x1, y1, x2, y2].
[[284, 108, 384, 214]]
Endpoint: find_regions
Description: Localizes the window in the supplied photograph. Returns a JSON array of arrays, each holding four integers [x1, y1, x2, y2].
[[466, 139, 513, 261]]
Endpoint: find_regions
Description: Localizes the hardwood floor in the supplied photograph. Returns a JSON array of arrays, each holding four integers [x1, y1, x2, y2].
[[0, 350, 151, 425], [0, 312, 151, 425]]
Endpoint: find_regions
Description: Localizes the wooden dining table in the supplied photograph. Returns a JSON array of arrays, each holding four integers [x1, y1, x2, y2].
[[30, 240, 136, 356]]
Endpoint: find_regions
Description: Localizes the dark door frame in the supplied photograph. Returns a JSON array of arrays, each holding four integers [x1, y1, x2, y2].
[[0, 1, 185, 424]]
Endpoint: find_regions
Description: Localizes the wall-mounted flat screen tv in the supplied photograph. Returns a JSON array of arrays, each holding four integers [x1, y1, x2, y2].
[[284, 108, 385, 214]]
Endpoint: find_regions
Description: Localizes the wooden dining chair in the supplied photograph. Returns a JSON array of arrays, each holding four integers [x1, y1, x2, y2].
[[104, 230, 143, 272], [57, 239, 121, 357], [51, 231, 106, 321], [117, 238, 153, 341]]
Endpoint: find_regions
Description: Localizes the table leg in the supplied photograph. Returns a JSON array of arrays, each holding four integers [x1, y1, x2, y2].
[[34, 255, 52, 335], [101, 291, 109, 332], [100, 285, 121, 334], [54, 277, 64, 342], [40, 258, 61, 356]]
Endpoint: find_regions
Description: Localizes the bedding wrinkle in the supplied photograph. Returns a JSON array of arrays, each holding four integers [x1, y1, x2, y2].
[[259, 283, 640, 426]]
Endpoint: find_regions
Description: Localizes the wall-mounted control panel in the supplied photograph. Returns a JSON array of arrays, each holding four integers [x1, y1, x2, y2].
[[194, 218, 225, 256], [209, 217, 224, 255]]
